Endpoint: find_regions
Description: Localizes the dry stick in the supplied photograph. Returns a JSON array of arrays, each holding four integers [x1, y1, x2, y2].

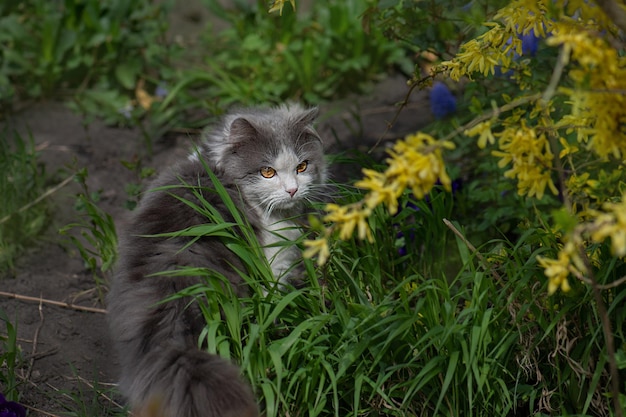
[[75, 375, 125, 409], [442, 218, 503, 282], [25, 297, 45, 381], [22, 404, 63, 417], [0, 291, 107, 314], [0, 173, 75, 225]]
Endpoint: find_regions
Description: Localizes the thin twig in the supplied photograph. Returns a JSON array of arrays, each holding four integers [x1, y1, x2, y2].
[[540, 44, 569, 106], [0, 291, 107, 314], [442, 218, 503, 282], [569, 267, 626, 290], [22, 404, 63, 417], [442, 93, 543, 143], [75, 375, 125, 409], [0, 173, 75, 225], [22, 347, 59, 362], [368, 75, 430, 154], [25, 297, 45, 380], [540, 45, 571, 208]]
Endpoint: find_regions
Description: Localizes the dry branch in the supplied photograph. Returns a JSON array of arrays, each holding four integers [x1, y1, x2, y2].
[[0, 291, 107, 314]]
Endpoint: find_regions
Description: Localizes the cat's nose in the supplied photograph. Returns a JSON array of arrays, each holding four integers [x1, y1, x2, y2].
[[286, 187, 298, 198]]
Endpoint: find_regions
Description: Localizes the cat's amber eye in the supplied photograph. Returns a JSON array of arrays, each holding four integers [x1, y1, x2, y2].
[[296, 160, 308, 174], [260, 166, 276, 178]]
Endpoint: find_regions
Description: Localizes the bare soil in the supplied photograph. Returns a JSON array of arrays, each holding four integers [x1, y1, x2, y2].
[[0, 4, 433, 415]]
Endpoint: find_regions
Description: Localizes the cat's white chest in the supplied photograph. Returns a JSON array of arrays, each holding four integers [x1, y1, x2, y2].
[[260, 216, 301, 283]]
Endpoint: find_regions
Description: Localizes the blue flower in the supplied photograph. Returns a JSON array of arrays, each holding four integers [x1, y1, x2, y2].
[[521, 31, 540, 56], [154, 83, 169, 98], [430, 82, 457, 119], [0, 394, 26, 417]]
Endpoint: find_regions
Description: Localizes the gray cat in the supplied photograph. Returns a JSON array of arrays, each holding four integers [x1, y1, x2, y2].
[[107, 104, 326, 417]]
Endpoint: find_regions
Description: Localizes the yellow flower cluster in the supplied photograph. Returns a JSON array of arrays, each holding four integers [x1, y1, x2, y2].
[[441, 25, 514, 80], [303, 133, 454, 264], [440, 0, 553, 81], [493, 0, 550, 37], [547, 24, 626, 160], [357, 133, 455, 215], [490, 122, 559, 200]]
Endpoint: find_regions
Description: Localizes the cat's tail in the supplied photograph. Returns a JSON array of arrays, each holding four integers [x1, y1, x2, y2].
[[125, 345, 258, 417]]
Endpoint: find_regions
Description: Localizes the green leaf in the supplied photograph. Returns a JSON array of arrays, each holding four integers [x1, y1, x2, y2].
[[115, 61, 140, 90]]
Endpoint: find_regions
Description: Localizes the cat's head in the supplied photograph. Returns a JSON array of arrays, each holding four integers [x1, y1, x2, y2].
[[201, 104, 326, 215]]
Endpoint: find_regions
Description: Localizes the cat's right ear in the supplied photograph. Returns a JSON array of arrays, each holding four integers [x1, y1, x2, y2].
[[228, 118, 259, 143], [297, 107, 319, 127]]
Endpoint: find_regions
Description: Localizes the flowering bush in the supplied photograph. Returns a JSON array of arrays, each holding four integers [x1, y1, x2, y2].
[[295, 0, 626, 415]]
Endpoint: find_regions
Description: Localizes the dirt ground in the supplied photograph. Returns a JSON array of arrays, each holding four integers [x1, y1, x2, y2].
[[0, 3, 434, 416]]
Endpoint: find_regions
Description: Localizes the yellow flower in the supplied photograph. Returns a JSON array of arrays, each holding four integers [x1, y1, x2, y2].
[[268, 0, 295, 14], [465, 121, 496, 149], [357, 169, 400, 213], [537, 252, 572, 295], [323, 203, 373, 242], [303, 235, 330, 265], [558, 136, 578, 158], [590, 197, 626, 257]]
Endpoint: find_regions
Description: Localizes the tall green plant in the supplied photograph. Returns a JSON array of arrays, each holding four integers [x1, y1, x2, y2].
[[0, 129, 48, 273], [59, 168, 118, 300], [0, 309, 22, 402]]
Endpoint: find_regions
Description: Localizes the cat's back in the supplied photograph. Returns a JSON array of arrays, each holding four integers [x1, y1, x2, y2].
[[110, 156, 253, 303]]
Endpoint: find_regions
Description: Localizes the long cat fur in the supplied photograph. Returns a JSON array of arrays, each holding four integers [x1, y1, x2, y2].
[[107, 104, 326, 417]]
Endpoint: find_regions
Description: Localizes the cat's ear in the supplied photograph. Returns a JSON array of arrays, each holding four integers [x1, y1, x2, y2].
[[228, 117, 259, 143], [296, 107, 319, 127]]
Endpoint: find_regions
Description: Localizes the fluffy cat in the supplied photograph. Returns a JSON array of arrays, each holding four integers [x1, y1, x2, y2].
[[107, 104, 326, 417]]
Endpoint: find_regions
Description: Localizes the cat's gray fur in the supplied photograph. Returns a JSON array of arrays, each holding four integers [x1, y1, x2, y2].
[[107, 104, 326, 417]]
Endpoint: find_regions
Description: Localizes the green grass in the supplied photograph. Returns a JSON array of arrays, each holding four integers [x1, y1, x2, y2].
[[0, 308, 22, 402], [151, 160, 625, 416], [59, 168, 118, 302], [0, 129, 49, 273]]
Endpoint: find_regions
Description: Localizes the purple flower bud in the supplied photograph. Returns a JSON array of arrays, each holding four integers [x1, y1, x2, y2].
[[430, 82, 457, 119]]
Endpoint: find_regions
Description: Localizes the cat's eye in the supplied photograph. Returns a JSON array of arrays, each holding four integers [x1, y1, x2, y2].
[[260, 166, 276, 178], [296, 160, 308, 173]]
